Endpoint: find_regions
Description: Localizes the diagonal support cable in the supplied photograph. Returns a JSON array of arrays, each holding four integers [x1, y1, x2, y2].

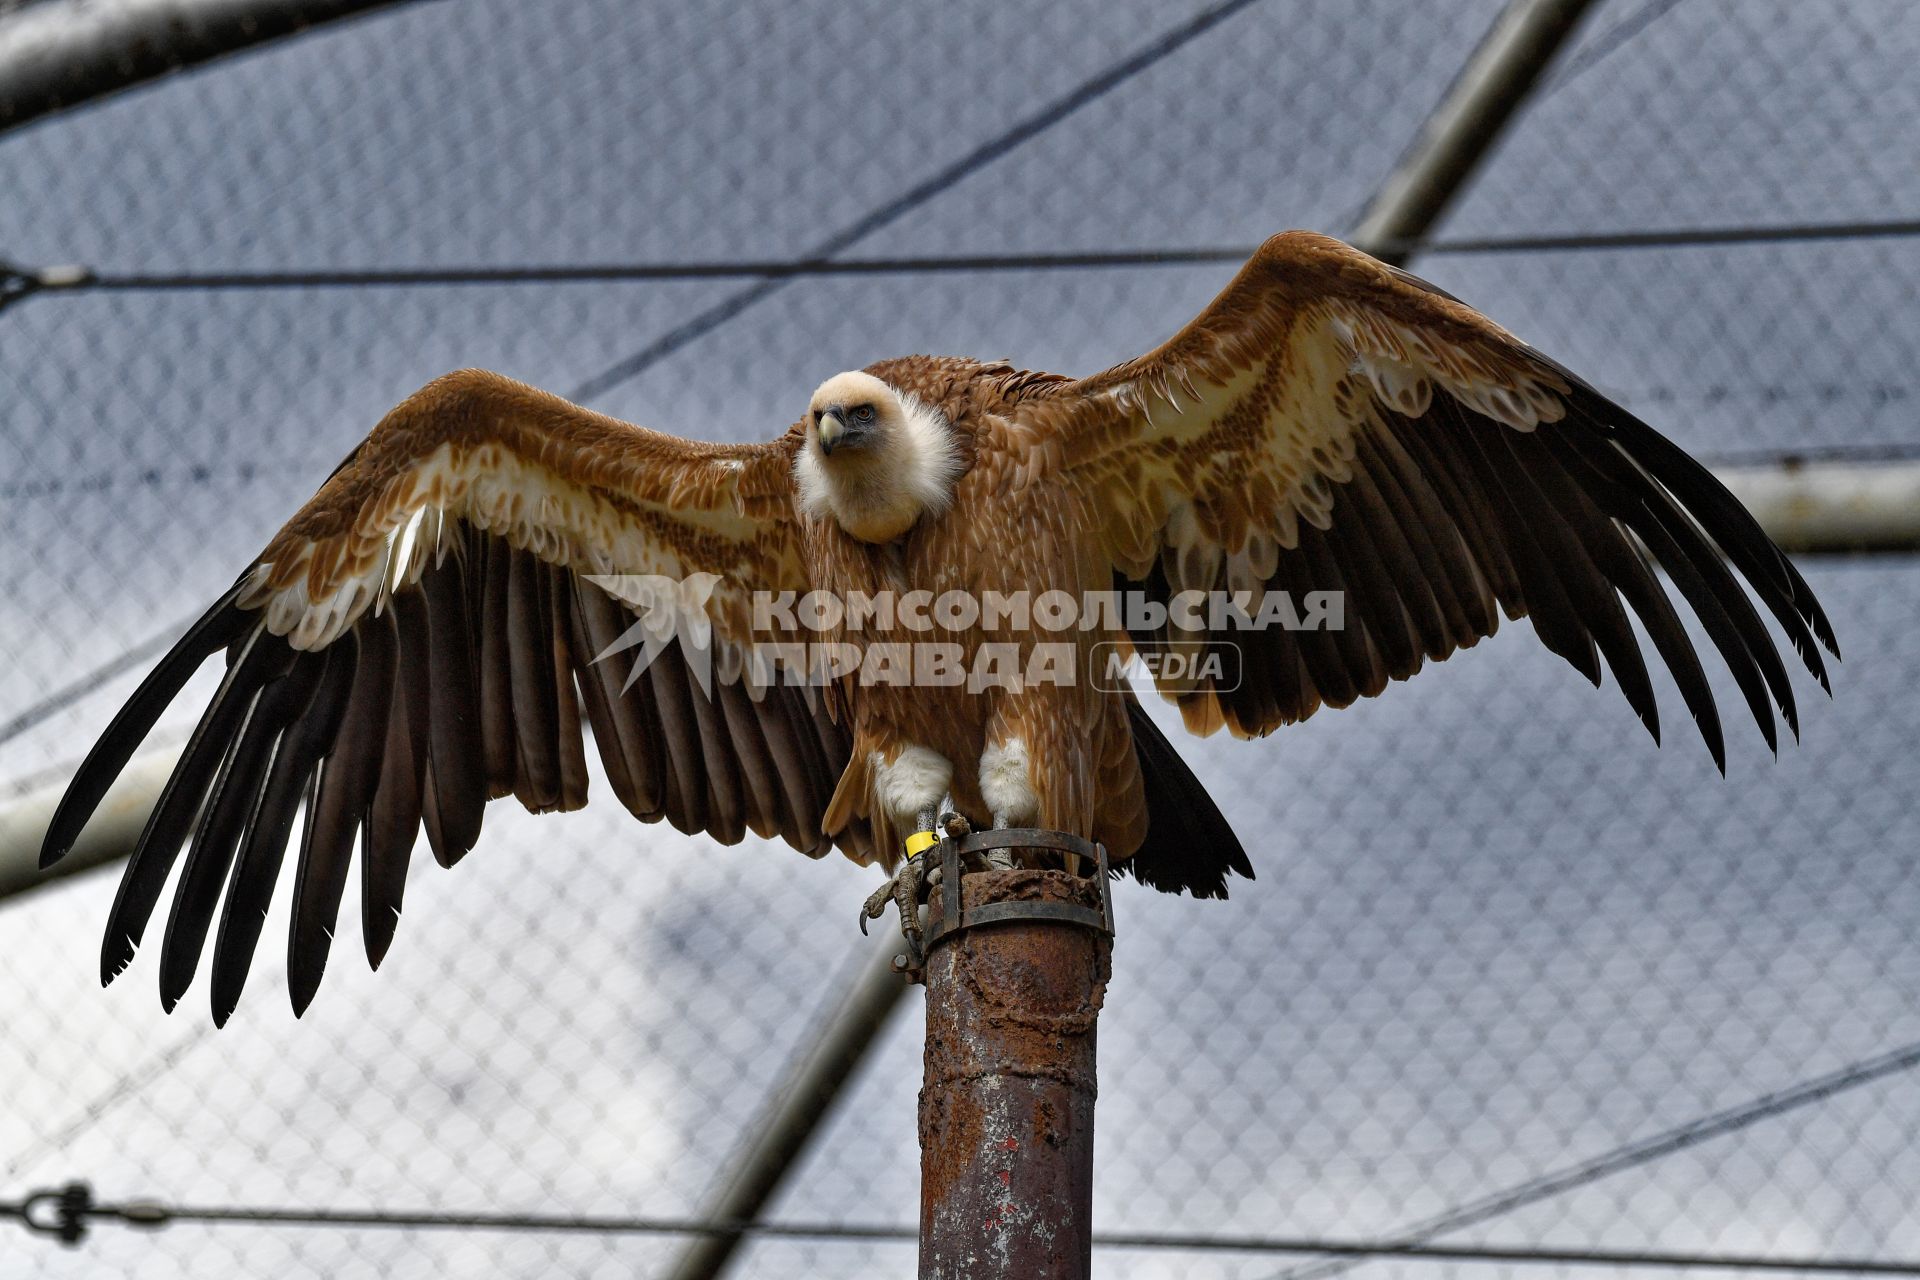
[[1252, 1038, 1920, 1280], [0, 619, 191, 749], [564, 0, 1269, 404], [1538, 0, 1690, 92]]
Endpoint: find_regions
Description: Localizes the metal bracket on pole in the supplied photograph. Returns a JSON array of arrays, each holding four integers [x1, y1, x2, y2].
[[922, 829, 1114, 954]]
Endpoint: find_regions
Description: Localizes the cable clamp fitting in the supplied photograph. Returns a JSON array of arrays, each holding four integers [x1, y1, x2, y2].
[[16, 1182, 95, 1246], [0, 261, 94, 314]]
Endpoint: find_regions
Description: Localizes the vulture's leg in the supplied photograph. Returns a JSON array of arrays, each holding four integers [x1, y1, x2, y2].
[[979, 738, 1035, 869], [857, 746, 954, 952], [984, 813, 1017, 870], [857, 802, 945, 952]]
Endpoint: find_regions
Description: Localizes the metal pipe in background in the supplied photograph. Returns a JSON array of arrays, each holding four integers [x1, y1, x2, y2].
[[1718, 460, 1920, 555], [662, 936, 912, 1280], [0, 0, 407, 133], [1350, 0, 1602, 265], [917, 868, 1110, 1280], [0, 746, 180, 901]]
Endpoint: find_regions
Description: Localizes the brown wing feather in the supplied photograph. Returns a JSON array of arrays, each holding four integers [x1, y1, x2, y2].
[[1020, 231, 1836, 758], [43, 369, 861, 1022]]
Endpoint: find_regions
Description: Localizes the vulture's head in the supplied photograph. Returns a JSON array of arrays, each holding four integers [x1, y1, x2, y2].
[[796, 369, 964, 542]]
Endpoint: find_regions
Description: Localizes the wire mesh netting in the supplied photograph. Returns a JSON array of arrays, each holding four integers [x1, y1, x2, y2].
[[2, 1, 1917, 1277]]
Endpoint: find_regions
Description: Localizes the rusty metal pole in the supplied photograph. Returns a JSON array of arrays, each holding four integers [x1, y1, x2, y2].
[[918, 855, 1112, 1280]]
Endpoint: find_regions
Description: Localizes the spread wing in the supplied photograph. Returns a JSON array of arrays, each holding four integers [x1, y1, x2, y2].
[[41, 370, 861, 1023], [1015, 231, 1837, 752]]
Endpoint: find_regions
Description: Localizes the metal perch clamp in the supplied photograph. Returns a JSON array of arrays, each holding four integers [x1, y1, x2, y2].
[[920, 829, 1115, 953]]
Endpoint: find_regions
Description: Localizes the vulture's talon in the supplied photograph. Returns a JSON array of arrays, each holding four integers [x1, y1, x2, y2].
[[893, 855, 927, 953], [859, 879, 895, 937], [863, 850, 935, 959]]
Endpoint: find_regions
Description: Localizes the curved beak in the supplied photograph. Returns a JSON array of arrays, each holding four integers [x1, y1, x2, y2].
[[816, 409, 846, 455]]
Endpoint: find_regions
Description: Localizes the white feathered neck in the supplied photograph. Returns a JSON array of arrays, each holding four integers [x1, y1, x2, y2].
[[794, 372, 964, 543]]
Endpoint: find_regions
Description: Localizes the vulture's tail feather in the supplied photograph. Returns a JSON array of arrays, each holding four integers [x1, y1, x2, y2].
[[1121, 698, 1253, 899]]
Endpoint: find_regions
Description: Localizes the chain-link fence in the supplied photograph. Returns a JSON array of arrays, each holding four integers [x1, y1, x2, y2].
[[2, 1, 1916, 1276]]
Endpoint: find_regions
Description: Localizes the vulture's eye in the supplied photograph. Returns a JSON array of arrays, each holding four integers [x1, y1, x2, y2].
[[851, 404, 877, 424]]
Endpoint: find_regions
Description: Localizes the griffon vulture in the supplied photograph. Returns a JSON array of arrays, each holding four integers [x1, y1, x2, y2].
[[40, 231, 1836, 1022]]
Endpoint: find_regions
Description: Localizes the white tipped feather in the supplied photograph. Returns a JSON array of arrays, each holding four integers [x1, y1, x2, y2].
[[387, 505, 429, 593]]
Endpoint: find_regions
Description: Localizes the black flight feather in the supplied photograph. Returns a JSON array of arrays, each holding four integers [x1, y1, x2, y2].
[[41, 583, 253, 868], [158, 650, 321, 1011], [362, 589, 433, 970], [420, 541, 486, 863], [100, 623, 291, 986], [210, 640, 355, 1025], [288, 607, 397, 1015]]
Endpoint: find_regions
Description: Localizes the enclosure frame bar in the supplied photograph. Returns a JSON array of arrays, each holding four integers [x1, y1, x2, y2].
[[0, 0, 405, 134], [1349, 0, 1601, 265]]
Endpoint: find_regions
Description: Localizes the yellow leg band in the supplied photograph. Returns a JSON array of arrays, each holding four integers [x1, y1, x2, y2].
[[904, 829, 940, 857]]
